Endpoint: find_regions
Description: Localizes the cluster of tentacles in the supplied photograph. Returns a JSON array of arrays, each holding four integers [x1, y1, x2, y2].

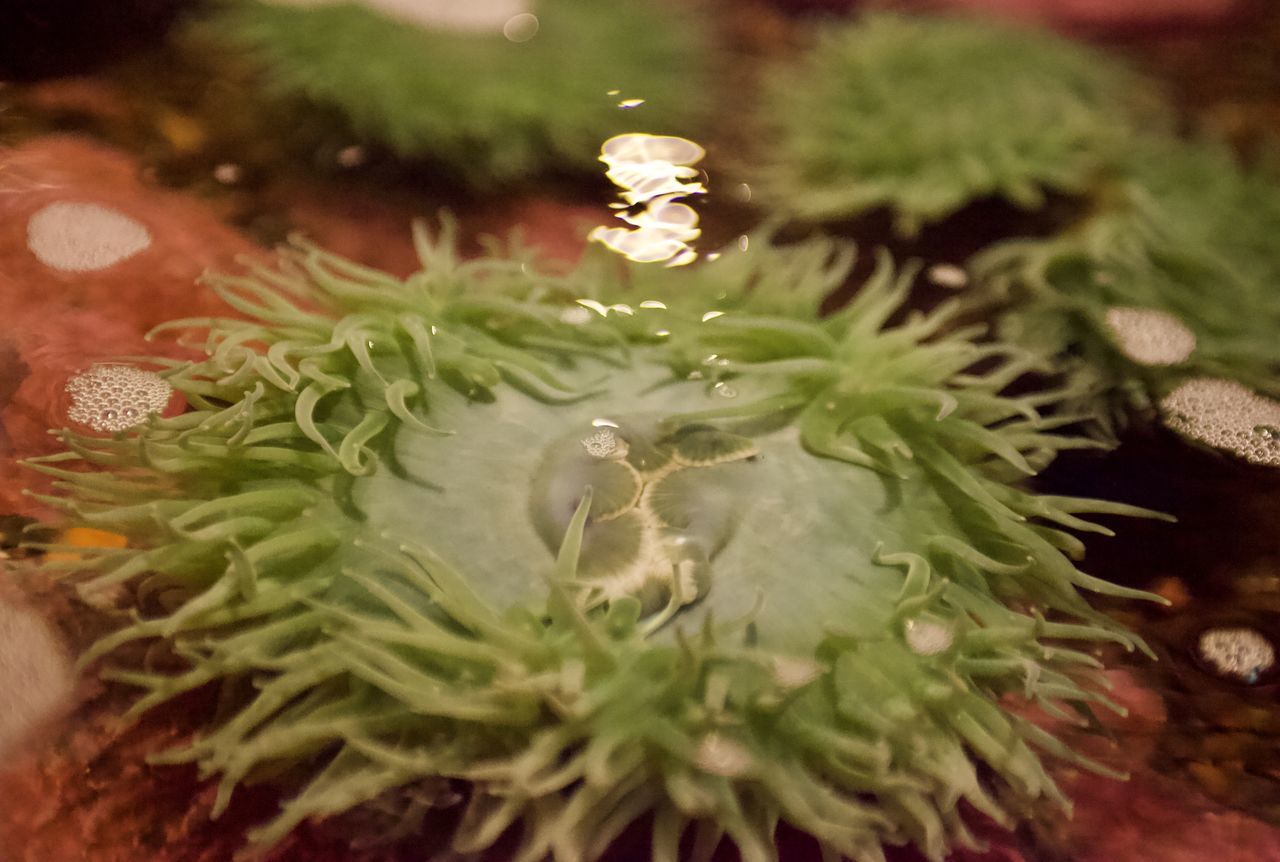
[[756, 12, 1153, 232], [30, 224, 1164, 861], [972, 137, 1280, 429]]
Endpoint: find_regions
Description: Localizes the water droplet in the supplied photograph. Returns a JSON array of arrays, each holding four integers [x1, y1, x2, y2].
[[617, 98, 645, 109], [714, 382, 737, 399], [701, 311, 724, 322], [503, 11, 538, 42]]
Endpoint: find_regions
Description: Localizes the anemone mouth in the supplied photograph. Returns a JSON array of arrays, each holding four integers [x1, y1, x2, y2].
[[30, 221, 1164, 861]]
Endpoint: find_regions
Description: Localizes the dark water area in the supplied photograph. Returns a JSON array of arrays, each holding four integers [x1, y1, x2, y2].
[[0, 2, 1278, 861]]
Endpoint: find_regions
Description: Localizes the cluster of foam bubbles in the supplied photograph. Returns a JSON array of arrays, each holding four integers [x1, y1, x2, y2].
[[65, 364, 173, 433], [1160, 377, 1280, 467], [1198, 627, 1275, 684], [1103, 306, 1197, 366], [27, 201, 151, 273]]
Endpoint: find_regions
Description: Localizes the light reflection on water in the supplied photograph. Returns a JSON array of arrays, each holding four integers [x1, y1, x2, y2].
[[590, 132, 708, 267]]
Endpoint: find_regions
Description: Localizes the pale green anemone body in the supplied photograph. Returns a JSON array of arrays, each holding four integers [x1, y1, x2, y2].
[[34, 226, 1163, 861], [202, 0, 707, 183], [972, 137, 1280, 428], [757, 13, 1155, 233]]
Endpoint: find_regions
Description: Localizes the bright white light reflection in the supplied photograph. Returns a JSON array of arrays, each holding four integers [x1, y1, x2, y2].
[[591, 133, 709, 267], [701, 311, 725, 322]]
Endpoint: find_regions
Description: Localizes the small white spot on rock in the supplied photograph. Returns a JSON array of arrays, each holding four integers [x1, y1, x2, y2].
[[336, 145, 368, 168], [213, 162, 243, 185], [66, 364, 173, 433], [926, 263, 968, 289], [27, 201, 152, 272], [1104, 306, 1197, 366], [0, 602, 72, 757]]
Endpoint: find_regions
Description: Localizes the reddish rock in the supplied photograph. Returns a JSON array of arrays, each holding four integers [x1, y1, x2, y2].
[[0, 135, 260, 517], [276, 175, 608, 278], [0, 134, 257, 327]]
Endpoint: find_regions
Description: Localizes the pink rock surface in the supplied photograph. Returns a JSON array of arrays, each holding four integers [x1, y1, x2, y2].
[[0, 135, 259, 516]]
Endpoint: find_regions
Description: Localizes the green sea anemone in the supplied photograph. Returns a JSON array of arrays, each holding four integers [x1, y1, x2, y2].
[[970, 137, 1280, 431], [32, 224, 1164, 861], [756, 13, 1155, 234], [199, 0, 708, 185]]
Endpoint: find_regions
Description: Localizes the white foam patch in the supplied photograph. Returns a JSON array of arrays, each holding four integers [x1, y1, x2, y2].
[[1161, 377, 1280, 467], [263, 0, 532, 33], [0, 603, 72, 757], [1199, 627, 1274, 682], [65, 364, 173, 433], [1104, 306, 1197, 366], [27, 201, 151, 273]]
